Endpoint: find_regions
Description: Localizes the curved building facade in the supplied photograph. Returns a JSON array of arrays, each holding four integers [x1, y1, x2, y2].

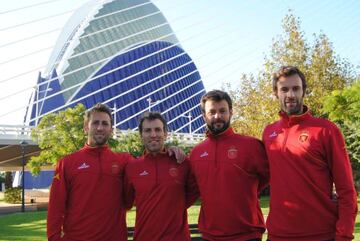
[[30, 0, 206, 133]]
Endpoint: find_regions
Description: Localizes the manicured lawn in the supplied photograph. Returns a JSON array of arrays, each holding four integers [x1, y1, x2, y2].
[[0, 196, 358, 241], [0, 211, 47, 241]]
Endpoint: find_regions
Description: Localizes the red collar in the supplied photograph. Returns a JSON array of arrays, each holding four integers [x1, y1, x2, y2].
[[279, 105, 312, 126], [82, 144, 110, 154], [143, 148, 167, 158], [206, 127, 235, 139]]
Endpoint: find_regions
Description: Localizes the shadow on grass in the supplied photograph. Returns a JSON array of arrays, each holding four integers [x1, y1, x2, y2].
[[0, 211, 47, 241]]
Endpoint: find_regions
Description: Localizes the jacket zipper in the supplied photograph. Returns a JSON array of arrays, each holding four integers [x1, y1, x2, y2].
[[97, 151, 102, 182], [155, 157, 159, 186], [282, 123, 290, 152], [215, 137, 218, 168]]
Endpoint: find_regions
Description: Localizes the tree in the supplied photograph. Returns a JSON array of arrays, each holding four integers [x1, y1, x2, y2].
[[226, 10, 356, 138], [28, 104, 87, 175], [322, 82, 360, 188]]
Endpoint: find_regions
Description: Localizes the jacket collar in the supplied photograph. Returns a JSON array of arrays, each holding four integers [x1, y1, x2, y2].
[[82, 143, 110, 154], [279, 105, 312, 126], [206, 127, 234, 139], [143, 147, 167, 158]]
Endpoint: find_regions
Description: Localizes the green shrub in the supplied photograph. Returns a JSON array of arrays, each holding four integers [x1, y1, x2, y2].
[[4, 187, 22, 204]]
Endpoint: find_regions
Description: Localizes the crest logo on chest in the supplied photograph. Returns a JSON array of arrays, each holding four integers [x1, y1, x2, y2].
[[227, 146, 238, 159], [298, 131, 309, 143], [111, 163, 120, 174], [169, 167, 178, 177]]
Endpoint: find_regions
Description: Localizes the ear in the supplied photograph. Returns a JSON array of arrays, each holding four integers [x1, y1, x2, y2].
[[302, 89, 306, 97], [83, 123, 89, 134], [273, 91, 279, 99], [201, 111, 206, 120]]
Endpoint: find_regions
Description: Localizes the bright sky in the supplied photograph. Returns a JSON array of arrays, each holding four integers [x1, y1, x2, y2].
[[0, 0, 359, 125]]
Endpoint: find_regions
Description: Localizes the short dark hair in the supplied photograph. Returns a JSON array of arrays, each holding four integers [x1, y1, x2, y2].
[[200, 90, 232, 112], [138, 112, 167, 134], [84, 103, 113, 126], [272, 66, 307, 96]]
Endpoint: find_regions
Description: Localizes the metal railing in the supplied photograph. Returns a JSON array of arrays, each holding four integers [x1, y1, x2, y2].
[[0, 125, 35, 145], [0, 124, 204, 146]]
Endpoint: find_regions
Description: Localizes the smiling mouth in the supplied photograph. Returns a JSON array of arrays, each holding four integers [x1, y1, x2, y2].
[[150, 140, 160, 143]]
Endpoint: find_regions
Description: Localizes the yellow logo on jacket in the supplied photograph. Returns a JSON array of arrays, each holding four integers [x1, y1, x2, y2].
[[53, 173, 60, 181]]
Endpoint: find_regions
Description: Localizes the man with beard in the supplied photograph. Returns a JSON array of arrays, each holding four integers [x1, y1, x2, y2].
[[47, 103, 131, 241], [262, 66, 357, 241], [189, 90, 269, 241], [47, 104, 185, 241], [124, 112, 198, 241]]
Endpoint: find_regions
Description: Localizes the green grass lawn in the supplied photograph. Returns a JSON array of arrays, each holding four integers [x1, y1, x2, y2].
[[0, 197, 358, 241]]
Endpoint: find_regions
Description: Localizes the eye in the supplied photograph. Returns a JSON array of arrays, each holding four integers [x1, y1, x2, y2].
[[155, 127, 163, 132], [207, 110, 216, 116], [280, 87, 288, 93], [293, 86, 301, 91]]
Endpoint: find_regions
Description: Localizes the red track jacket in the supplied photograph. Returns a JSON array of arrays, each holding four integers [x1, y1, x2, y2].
[[124, 152, 198, 241], [190, 127, 269, 241], [262, 108, 357, 241], [47, 144, 131, 241]]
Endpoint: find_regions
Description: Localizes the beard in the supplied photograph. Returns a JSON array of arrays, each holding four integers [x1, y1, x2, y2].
[[89, 133, 110, 146], [281, 99, 303, 115], [207, 119, 230, 135]]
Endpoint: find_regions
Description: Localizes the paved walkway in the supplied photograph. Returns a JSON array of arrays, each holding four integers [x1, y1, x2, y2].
[[0, 191, 48, 216], [0, 202, 39, 216]]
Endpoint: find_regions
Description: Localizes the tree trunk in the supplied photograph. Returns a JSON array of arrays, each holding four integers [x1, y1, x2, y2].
[[4, 171, 13, 189]]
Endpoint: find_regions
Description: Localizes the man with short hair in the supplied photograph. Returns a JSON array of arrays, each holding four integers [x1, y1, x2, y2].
[[190, 90, 269, 241], [47, 103, 131, 241], [262, 66, 357, 241], [124, 112, 198, 241]]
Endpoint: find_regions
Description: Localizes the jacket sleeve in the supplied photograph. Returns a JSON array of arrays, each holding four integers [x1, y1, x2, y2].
[[123, 163, 135, 210], [184, 159, 199, 208], [47, 158, 68, 241], [254, 139, 270, 193], [325, 124, 357, 241]]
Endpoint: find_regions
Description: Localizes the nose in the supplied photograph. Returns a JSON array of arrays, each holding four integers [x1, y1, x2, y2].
[[96, 123, 105, 130], [214, 112, 222, 119], [150, 130, 157, 137], [287, 89, 295, 98]]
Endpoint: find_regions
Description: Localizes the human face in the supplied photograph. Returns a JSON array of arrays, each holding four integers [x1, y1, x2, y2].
[[84, 112, 113, 147], [141, 119, 167, 154], [203, 99, 232, 135], [275, 74, 304, 116]]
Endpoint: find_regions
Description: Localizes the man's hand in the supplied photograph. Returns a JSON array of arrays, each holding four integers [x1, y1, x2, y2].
[[167, 146, 186, 163]]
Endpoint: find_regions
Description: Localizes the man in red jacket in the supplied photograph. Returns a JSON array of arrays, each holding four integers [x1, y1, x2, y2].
[[190, 90, 269, 241], [47, 103, 131, 241], [262, 66, 357, 241], [124, 112, 198, 241]]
